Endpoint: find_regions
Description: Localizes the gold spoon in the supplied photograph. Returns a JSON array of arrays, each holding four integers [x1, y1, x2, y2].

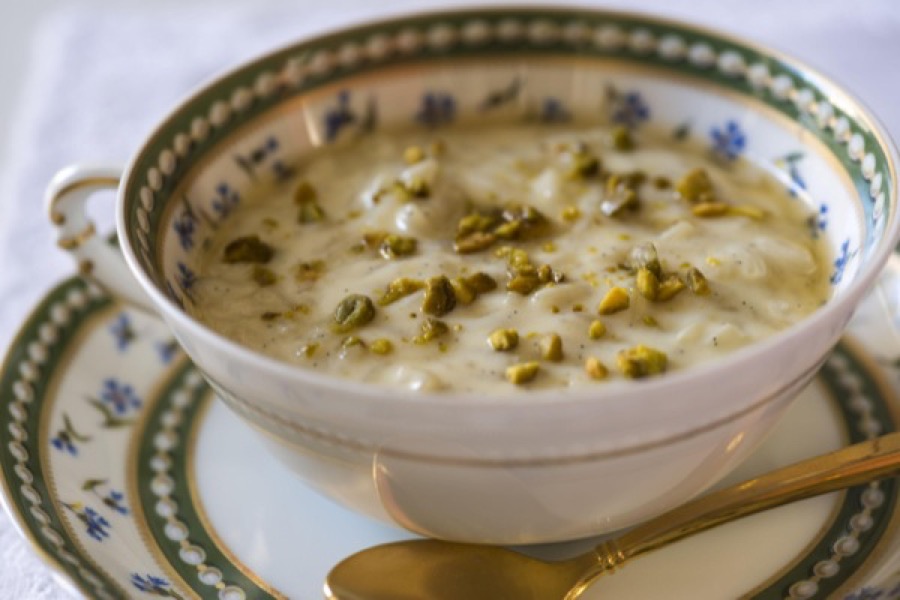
[[325, 430, 900, 600]]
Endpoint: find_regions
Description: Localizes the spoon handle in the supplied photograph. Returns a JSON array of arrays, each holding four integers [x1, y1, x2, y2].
[[572, 430, 900, 595]]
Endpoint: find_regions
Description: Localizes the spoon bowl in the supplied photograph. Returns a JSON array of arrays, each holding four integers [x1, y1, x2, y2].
[[326, 431, 900, 600]]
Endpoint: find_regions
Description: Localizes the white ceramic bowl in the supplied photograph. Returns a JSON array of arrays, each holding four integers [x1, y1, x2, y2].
[[47, 6, 900, 544]]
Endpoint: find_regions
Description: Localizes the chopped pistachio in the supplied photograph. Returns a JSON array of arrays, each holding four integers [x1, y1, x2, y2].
[[332, 294, 375, 333], [563, 144, 601, 179], [341, 335, 366, 349], [422, 276, 457, 316], [598, 287, 630, 315], [370, 338, 394, 355], [687, 267, 711, 295], [540, 333, 564, 362], [542, 241, 557, 253], [635, 267, 660, 301], [223, 235, 274, 264], [628, 243, 662, 277], [572, 303, 584, 313], [488, 328, 519, 351], [493, 220, 522, 240], [300, 342, 319, 358], [404, 145, 425, 164], [507, 271, 541, 295], [252, 266, 278, 287], [706, 256, 721, 266], [617, 344, 668, 378], [294, 260, 325, 282], [561, 206, 582, 222], [455, 231, 497, 254], [537, 264, 565, 284], [403, 177, 430, 199], [691, 202, 730, 217], [295, 181, 326, 223], [611, 125, 634, 151], [379, 234, 418, 259], [676, 168, 715, 203], [451, 278, 477, 305], [585, 357, 609, 380], [379, 277, 425, 306], [505, 361, 540, 385], [601, 174, 639, 216], [414, 317, 449, 344], [657, 275, 687, 301], [588, 320, 607, 339], [642, 315, 659, 327], [294, 180, 317, 204], [653, 176, 671, 189], [462, 272, 497, 294], [260, 311, 281, 321]]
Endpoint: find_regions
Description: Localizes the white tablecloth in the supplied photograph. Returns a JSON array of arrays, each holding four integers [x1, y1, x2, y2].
[[1, 1, 898, 597]]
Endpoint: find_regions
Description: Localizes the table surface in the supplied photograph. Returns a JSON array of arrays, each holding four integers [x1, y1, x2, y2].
[[1, 1, 898, 597]]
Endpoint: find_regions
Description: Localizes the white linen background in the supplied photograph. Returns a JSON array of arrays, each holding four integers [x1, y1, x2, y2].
[[0, 1, 897, 597]]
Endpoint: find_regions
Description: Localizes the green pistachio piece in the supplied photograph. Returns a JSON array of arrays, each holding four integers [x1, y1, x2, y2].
[[507, 272, 541, 295], [657, 275, 686, 301], [422, 276, 457, 316], [676, 168, 715, 204], [463, 272, 498, 294], [617, 344, 668, 378], [251, 266, 278, 287], [598, 287, 630, 315], [488, 328, 519, 351], [294, 260, 325, 282], [370, 338, 394, 355], [540, 333, 563, 362], [600, 175, 639, 216], [454, 231, 497, 254], [378, 278, 425, 306], [223, 235, 274, 264], [611, 125, 634, 151], [332, 294, 375, 333], [585, 356, 609, 380], [588, 320, 607, 339], [414, 317, 449, 344], [629, 243, 662, 278], [294, 180, 327, 223], [506, 361, 540, 385], [687, 267, 711, 296], [379, 234, 418, 259], [635, 267, 659, 301]]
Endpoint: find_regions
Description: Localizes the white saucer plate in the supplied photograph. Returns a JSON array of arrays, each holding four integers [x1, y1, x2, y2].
[[5, 260, 900, 599]]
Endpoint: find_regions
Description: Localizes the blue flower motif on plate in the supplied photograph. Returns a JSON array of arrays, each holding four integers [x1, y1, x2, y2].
[[176, 262, 197, 293], [324, 90, 356, 142], [710, 120, 746, 161], [100, 378, 142, 415], [51, 414, 90, 456], [64, 503, 111, 542], [211, 182, 240, 219], [131, 573, 183, 598], [610, 90, 649, 128], [156, 339, 180, 365], [830, 239, 857, 285], [109, 312, 135, 351], [172, 211, 196, 251], [774, 151, 807, 196], [416, 92, 456, 127]]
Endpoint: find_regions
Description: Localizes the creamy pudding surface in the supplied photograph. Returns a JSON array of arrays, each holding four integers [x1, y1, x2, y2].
[[188, 123, 830, 392]]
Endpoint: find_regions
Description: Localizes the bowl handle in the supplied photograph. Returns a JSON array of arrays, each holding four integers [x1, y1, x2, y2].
[[46, 165, 157, 314]]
